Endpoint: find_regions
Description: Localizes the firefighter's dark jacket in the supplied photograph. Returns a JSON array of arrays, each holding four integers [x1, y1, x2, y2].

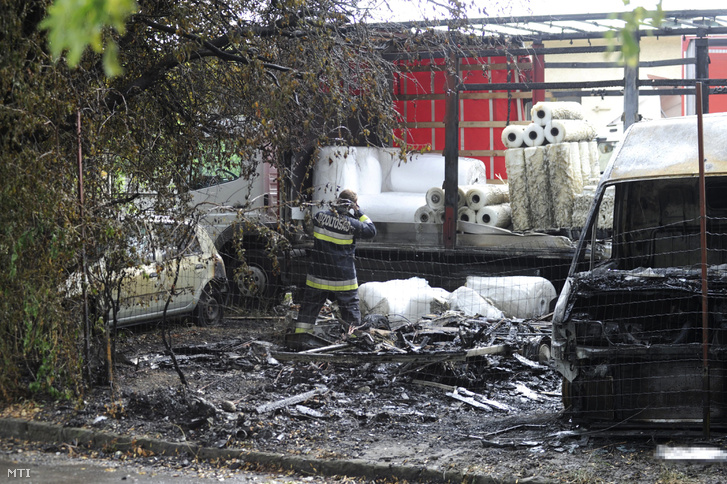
[[306, 208, 376, 291]]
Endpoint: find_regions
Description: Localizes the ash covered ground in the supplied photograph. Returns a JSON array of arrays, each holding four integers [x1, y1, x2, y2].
[[7, 310, 727, 483]]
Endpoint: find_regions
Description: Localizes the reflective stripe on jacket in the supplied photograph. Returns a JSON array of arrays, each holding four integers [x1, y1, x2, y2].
[[306, 209, 376, 291]]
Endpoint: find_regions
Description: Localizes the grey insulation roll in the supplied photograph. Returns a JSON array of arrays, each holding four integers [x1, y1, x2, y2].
[[523, 123, 545, 147], [504, 148, 530, 231], [588, 140, 600, 183], [457, 206, 477, 223], [546, 143, 581, 228], [415, 205, 435, 223], [524, 146, 553, 230], [501, 125, 526, 149], [578, 141, 592, 185], [463, 184, 507, 211], [426, 187, 444, 210], [572, 186, 596, 228], [477, 203, 512, 228], [544, 119, 597, 144], [531, 101, 585, 127]]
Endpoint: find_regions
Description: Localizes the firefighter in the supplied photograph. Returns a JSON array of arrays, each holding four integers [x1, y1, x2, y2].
[[296, 188, 377, 337]]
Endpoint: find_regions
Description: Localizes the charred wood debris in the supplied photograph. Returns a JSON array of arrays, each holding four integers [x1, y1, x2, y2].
[[123, 309, 562, 450]]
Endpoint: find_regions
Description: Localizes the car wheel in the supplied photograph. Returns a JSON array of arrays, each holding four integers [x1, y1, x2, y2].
[[195, 284, 224, 327]]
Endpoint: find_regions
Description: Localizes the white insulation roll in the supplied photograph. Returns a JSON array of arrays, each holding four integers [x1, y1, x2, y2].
[[415, 205, 435, 224], [504, 148, 530, 231], [477, 203, 512, 228], [544, 119, 597, 144], [457, 186, 467, 208], [524, 146, 553, 230], [523, 123, 545, 147], [546, 143, 581, 228], [434, 209, 445, 224], [578, 141, 592, 185], [465, 275, 557, 319], [462, 184, 507, 211], [531, 101, 585, 127], [457, 206, 477, 223], [501, 125, 526, 149], [588, 140, 601, 183], [426, 187, 444, 210]]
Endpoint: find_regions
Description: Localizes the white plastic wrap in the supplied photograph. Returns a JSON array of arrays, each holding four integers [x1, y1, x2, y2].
[[465, 276, 557, 319], [504, 148, 530, 231], [524, 146, 553, 230], [387, 154, 487, 193], [357, 193, 428, 223]]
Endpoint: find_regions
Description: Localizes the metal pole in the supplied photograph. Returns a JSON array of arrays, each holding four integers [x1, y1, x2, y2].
[[77, 110, 91, 385], [623, 33, 640, 131], [443, 50, 459, 249], [697, 82, 710, 439]]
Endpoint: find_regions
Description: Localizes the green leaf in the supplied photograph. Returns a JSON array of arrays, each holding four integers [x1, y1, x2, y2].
[[40, 0, 138, 76]]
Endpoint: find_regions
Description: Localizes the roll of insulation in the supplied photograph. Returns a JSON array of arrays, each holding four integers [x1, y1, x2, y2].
[[477, 203, 512, 228], [457, 206, 477, 223], [531, 101, 585, 127], [501, 125, 526, 149], [544, 119, 597, 144], [504, 148, 530, 231], [578, 141, 592, 185], [434, 209, 445, 224], [546, 143, 580, 228], [588, 140, 600, 182], [425, 186, 444, 210], [457, 186, 467, 208], [523, 123, 545, 147], [415, 205, 435, 224], [462, 184, 507, 211], [524, 147, 553, 230]]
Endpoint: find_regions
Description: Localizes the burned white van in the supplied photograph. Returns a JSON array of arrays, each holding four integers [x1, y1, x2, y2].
[[551, 113, 727, 424]]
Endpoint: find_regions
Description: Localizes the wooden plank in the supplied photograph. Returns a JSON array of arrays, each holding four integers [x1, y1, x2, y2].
[[394, 91, 532, 101]]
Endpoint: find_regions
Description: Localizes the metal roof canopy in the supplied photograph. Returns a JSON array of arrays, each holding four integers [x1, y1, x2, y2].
[[379, 9, 727, 248]]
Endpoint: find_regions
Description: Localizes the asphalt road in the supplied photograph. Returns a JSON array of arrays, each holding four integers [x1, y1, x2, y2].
[[0, 448, 343, 484]]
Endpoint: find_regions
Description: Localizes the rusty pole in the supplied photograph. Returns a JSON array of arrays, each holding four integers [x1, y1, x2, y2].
[[697, 82, 710, 439], [77, 109, 91, 385], [443, 50, 460, 249]]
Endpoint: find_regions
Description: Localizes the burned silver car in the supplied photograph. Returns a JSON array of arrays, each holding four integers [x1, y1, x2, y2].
[[552, 113, 727, 425]]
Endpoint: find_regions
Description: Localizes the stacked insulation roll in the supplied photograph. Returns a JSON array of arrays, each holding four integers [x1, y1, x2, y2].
[[501, 101, 601, 232], [417, 183, 511, 229]]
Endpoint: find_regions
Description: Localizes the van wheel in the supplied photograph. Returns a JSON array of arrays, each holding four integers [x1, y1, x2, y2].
[[234, 251, 281, 308], [195, 285, 224, 326]]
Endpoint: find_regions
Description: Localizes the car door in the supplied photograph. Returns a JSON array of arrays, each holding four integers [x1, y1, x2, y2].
[[155, 222, 204, 314], [114, 221, 167, 324]]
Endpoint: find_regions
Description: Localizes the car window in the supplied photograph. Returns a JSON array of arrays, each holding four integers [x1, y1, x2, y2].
[[127, 222, 156, 265], [155, 222, 202, 261]]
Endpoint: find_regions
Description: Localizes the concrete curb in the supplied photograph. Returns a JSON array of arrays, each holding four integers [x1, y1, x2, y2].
[[0, 417, 543, 483]]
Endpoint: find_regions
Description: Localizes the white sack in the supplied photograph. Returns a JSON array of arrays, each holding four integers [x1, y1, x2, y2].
[[359, 277, 450, 323], [465, 276, 557, 319], [448, 287, 504, 319], [388, 154, 487, 193]]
